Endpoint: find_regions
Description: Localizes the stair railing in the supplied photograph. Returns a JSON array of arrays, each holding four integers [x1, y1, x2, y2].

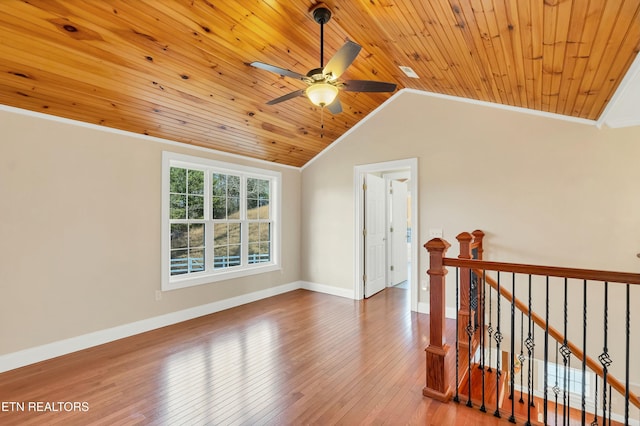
[[424, 231, 640, 425]]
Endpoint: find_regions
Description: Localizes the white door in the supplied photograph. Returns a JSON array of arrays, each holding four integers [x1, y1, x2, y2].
[[364, 174, 386, 298], [389, 180, 408, 286]]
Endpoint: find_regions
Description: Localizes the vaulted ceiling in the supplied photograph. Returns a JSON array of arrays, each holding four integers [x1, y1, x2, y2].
[[1, 1, 639, 167]]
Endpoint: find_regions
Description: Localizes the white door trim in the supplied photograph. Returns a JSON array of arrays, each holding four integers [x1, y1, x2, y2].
[[354, 158, 419, 311]]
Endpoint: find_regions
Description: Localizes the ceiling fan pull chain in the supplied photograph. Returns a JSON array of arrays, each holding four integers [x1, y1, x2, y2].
[[320, 107, 324, 138]]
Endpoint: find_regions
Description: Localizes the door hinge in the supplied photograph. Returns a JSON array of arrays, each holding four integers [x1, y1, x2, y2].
[[363, 183, 367, 191], [390, 226, 394, 232], [363, 228, 367, 237], [390, 265, 394, 271], [363, 274, 367, 282]]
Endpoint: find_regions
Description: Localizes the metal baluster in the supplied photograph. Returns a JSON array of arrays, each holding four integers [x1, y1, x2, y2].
[[592, 374, 599, 426], [544, 276, 550, 425], [554, 341, 559, 426], [525, 274, 535, 426], [625, 284, 630, 426], [519, 310, 524, 404], [599, 282, 611, 424], [454, 267, 460, 403], [480, 270, 487, 413], [509, 273, 516, 423], [488, 278, 493, 373], [467, 268, 473, 408], [560, 278, 572, 426], [608, 385, 612, 426], [582, 280, 587, 426], [494, 272, 502, 419]]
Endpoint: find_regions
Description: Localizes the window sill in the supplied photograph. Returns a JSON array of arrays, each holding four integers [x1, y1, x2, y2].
[[162, 263, 281, 291]]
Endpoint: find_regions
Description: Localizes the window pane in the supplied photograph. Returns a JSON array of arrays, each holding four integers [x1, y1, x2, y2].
[[170, 249, 188, 275], [258, 179, 270, 200], [189, 249, 204, 272], [260, 222, 271, 241], [188, 170, 204, 195], [170, 194, 186, 219], [228, 222, 241, 245], [214, 223, 228, 246], [212, 173, 226, 197], [214, 246, 228, 269], [171, 224, 188, 249], [213, 223, 242, 269], [247, 198, 258, 219], [228, 244, 241, 266], [258, 199, 270, 219], [228, 197, 240, 219], [259, 242, 271, 262], [212, 196, 226, 220], [228, 175, 240, 197], [248, 223, 259, 242], [247, 178, 258, 198], [188, 195, 204, 219], [189, 223, 204, 248], [170, 167, 186, 193]]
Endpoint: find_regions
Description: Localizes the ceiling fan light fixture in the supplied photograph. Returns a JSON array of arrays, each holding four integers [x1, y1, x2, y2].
[[306, 83, 338, 107]]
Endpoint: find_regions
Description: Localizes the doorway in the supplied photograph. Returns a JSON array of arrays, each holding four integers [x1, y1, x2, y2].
[[354, 158, 418, 311]]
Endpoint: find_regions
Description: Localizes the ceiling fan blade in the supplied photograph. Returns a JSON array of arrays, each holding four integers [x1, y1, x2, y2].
[[249, 62, 306, 80], [323, 41, 361, 80], [266, 89, 306, 105], [342, 80, 397, 93], [326, 98, 342, 114]]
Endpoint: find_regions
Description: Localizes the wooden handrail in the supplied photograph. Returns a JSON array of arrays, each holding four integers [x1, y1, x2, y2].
[[424, 233, 640, 415], [476, 271, 640, 409], [443, 258, 640, 285]]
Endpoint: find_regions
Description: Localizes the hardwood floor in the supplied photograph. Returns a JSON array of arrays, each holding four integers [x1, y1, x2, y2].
[[0, 288, 513, 425]]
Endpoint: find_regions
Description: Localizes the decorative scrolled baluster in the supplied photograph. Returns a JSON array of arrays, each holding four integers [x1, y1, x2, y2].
[[480, 269, 487, 413], [493, 272, 502, 419], [560, 278, 572, 425], [599, 282, 612, 424], [508, 273, 516, 423], [525, 274, 535, 426], [466, 268, 473, 408], [582, 280, 588, 426]]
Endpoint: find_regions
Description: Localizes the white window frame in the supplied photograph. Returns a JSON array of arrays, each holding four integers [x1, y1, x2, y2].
[[161, 151, 281, 291]]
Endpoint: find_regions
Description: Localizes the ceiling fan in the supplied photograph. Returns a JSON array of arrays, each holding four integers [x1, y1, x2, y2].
[[249, 3, 397, 114]]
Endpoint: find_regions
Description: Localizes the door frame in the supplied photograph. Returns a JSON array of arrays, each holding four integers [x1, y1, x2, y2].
[[354, 158, 418, 311]]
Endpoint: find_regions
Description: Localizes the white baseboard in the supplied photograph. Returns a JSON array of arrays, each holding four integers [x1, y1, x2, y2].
[[300, 281, 355, 299], [0, 281, 302, 373], [417, 302, 457, 319]]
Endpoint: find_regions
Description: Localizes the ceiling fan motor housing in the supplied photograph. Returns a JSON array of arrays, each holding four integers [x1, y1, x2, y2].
[[311, 4, 332, 25]]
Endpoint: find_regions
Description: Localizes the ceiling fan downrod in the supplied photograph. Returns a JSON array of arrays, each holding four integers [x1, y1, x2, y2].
[[311, 4, 332, 68]]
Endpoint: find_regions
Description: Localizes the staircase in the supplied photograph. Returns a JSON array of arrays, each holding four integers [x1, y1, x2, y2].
[[423, 230, 640, 425]]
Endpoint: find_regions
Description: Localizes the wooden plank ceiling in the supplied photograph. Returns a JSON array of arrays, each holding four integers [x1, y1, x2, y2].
[[1, 1, 639, 167]]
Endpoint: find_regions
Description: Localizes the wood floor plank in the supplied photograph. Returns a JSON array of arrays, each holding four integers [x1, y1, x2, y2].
[[1, 288, 517, 425]]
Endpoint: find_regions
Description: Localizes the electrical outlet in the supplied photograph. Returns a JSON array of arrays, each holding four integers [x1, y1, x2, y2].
[[155, 290, 162, 301]]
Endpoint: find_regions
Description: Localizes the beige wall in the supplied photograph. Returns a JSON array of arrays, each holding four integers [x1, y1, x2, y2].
[[0, 108, 301, 354], [300, 90, 640, 396], [302, 90, 640, 290]]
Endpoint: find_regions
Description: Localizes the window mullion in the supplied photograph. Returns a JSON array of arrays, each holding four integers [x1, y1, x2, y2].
[[204, 169, 213, 274], [240, 175, 247, 266]]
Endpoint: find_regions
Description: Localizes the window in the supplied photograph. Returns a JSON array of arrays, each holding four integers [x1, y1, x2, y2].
[[162, 152, 281, 290], [538, 360, 594, 407]]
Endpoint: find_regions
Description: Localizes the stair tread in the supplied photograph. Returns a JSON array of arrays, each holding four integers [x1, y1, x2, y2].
[[457, 364, 540, 422]]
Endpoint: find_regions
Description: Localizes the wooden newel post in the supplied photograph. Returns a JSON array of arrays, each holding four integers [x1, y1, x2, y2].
[[423, 238, 452, 402], [456, 232, 473, 348]]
